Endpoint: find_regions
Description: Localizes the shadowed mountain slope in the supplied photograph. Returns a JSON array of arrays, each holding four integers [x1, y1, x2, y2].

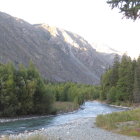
[[0, 12, 118, 84]]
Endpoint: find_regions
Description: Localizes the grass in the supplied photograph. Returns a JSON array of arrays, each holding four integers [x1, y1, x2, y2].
[[53, 101, 79, 113], [96, 107, 140, 137], [109, 101, 132, 107], [1, 134, 48, 140]]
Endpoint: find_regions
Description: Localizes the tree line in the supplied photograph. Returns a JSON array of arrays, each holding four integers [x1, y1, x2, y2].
[[100, 54, 140, 104], [0, 62, 55, 117], [0, 62, 99, 117], [46, 82, 100, 105]]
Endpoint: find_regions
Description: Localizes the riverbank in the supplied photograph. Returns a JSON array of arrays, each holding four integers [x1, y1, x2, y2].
[[1, 101, 138, 140], [53, 101, 79, 114], [6, 117, 139, 140], [0, 101, 79, 123], [0, 100, 133, 123], [96, 107, 140, 137]]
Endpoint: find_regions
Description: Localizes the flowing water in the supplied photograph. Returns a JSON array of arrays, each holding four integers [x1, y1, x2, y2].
[[0, 101, 126, 135]]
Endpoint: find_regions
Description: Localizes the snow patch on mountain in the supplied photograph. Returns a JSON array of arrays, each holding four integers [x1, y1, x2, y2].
[[92, 42, 122, 55]]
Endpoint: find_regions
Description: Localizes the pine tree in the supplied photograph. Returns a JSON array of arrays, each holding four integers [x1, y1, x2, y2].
[[116, 54, 133, 101], [133, 56, 140, 102], [107, 0, 140, 20], [110, 54, 120, 86], [100, 68, 112, 100]]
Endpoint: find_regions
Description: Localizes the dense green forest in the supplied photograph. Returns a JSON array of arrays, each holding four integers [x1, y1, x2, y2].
[[0, 62, 99, 117], [46, 82, 100, 105], [2, 53, 140, 117], [0, 62, 55, 117], [100, 54, 140, 104]]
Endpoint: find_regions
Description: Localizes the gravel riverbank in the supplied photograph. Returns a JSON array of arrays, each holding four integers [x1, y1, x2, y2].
[[9, 117, 139, 140], [44, 117, 139, 140]]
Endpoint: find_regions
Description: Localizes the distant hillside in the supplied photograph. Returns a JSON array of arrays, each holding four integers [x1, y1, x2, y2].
[[92, 42, 122, 65], [0, 12, 119, 84]]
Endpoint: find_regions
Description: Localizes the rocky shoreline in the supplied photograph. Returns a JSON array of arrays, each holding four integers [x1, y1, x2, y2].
[[8, 117, 139, 140]]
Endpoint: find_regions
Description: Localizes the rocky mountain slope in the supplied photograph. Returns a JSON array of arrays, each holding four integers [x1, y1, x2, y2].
[[0, 12, 118, 84]]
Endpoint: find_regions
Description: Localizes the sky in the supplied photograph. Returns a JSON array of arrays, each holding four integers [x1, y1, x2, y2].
[[0, 0, 140, 58]]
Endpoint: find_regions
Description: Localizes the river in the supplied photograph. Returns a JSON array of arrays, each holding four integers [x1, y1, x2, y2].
[[0, 101, 126, 136]]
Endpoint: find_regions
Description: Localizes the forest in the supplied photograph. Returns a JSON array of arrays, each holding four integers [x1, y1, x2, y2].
[[100, 54, 140, 104], [0, 62, 99, 117], [1, 53, 140, 117]]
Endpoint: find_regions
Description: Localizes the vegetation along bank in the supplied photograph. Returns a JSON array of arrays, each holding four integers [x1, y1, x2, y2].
[[96, 54, 140, 137], [0, 61, 100, 117]]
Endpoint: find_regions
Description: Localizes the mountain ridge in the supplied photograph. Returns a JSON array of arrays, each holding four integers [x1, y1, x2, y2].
[[0, 11, 118, 84]]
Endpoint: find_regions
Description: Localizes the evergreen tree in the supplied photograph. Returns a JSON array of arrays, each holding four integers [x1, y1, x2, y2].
[[116, 54, 133, 101], [110, 54, 120, 86], [133, 56, 140, 102], [100, 53, 140, 103], [100, 69, 112, 100], [107, 0, 140, 20]]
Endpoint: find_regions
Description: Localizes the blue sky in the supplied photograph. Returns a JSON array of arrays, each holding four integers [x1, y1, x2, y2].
[[1, 0, 140, 58]]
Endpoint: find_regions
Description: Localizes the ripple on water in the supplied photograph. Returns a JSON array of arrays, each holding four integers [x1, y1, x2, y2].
[[0, 101, 127, 136]]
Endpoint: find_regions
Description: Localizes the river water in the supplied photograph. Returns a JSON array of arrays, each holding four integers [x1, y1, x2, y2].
[[0, 101, 126, 135]]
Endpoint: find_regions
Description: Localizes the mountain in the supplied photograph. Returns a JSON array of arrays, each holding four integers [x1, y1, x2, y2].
[[0, 12, 117, 84], [93, 42, 122, 55], [92, 42, 122, 65]]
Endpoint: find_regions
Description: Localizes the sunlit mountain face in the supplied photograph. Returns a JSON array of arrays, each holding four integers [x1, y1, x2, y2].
[[0, 12, 119, 84]]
